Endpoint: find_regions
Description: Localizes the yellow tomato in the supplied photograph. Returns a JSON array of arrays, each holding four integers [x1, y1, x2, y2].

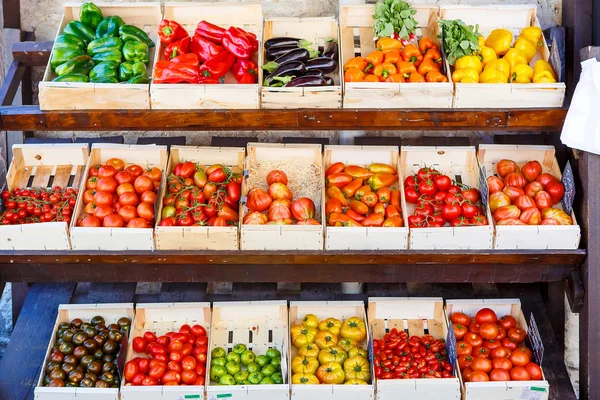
[[298, 343, 320, 358], [337, 338, 358, 352], [343, 356, 370, 382], [302, 314, 319, 329], [314, 330, 339, 350], [291, 323, 317, 348], [291, 356, 319, 375], [316, 362, 345, 384], [292, 373, 319, 385], [318, 345, 348, 365], [345, 379, 368, 385], [348, 347, 367, 358], [340, 317, 367, 343], [318, 317, 342, 336]]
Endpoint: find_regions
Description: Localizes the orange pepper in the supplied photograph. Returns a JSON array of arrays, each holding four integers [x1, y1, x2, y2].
[[401, 44, 423, 66], [343, 56, 367, 72], [383, 50, 401, 64], [376, 37, 403, 53], [364, 74, 379, 82], [419, 37, 439, 54], [423, 48, 443, 67], [373, 62, 398, 80], [425, 70, 448, 82], [384, 74, 405, 83], [408, 72, 425, 83], [364, 50, 384, 72], [417, 57, 439, 76], [396, 61, 417, 79], [344, 67, 365, 82]]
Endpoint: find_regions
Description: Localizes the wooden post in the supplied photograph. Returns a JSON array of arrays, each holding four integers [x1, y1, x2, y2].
[[562, 0, 594, 98]]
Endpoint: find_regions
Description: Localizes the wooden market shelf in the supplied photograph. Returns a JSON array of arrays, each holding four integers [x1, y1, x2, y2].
[[0, 249, 585, 283], [0, 105, 567, 132]]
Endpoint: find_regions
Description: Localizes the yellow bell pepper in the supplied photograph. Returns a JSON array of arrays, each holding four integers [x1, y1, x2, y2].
[[455, 55, 482, 73], [480, 45, 497, 65], [480, 59, 510, 83], [510, 64, 534, 83], [485, 29, 513, 56], [514, 36, 537, 62], [503, 48, 528, 67], [478, 36, 485, 49], [533, 59, 556, 83], [485, 58, 511, 76], [520, 26, 543, 47], [452, 67, 480, 83]]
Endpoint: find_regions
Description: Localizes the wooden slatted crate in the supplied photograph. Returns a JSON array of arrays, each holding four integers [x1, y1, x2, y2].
[[207, 301, 290, 400], [261, 17, 342, 109], [120, 303, 211, 400], [400, 146, 494, 249], [477, 144, 581, 249], [445, 299, 549, 400], [69, 144, 168, 251], [0, 144, 88, 250], [34, 303, 134, 400], [39, 3, 160, 110], [150, 2, 262, 109], [154, 146, 245, 250], [440, 5, 565, 108], [323, 145, 408, 250], [367, 297, 460, 400], [340, 5, 453, 109]]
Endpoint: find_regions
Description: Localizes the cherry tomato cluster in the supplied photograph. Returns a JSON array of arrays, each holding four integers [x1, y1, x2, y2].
[[405, 166, 488, 228], [77, 158, 162, 229], [124, 324, 208, 387], [1, 186, 78, 225], [451, 308, 543, 383], [373, 329, 453, 380], [159, 161, 241, 227]]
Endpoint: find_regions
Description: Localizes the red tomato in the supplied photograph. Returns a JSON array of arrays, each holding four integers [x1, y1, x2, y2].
[[135, 176, 155, 195], [442, 204, 461, 221], [79, 214, 101, 227], [170, 351, 183, 362], [115, 171, 134, 185], [418, 180, 436, 197], [93, 191, 112, 206], [118, 205, 138, 223], [148, 363, 167, 380], [536, 173, 558, 187], [490, 368, 511, 381], [267, 170, 288, 186], [458, 355, 473, 370], [457, 341, 473, 356], [182, 343, 193, 356], [178, 162, 196, 178], [124, 360, 139, 382], [141, 191, 157, 204], [545, 180, 565, 204], [469, 371, 489, 382], [195, 352, 207, 365], [98, 165, 117, 179], [486, 176, 504, 194], [502, 338, 519, 351], [417, 167, 438, 182], [461, 203, 481, 218], [119, 192, 139, 206], [89, 164, 101, 177], [498, 315, 517, 330], [472, 346, 490, 359], [117, 183, 135, 196], [137, 202, 155, 221], [191, 325, 207, 337], [195, 375, 205, 385], [534, 191, 553, 209], [86, 177, 98, 190], [195, 336, 208, 347], [132, 373, 145, 386], [162, 370, 181, 385], [525, 181, 544, 198], [168, 361, 183, 372], [168, 340, 183, 353], [195, 363, 206, 376], [181, 370, 197, 385], [479, 322, 499, 340], [464, 333, 483, 348], [483, 339, 501, 350], [509, 349, 530, 366], [128, 218, 149, 228], [462, 367, 474, 382], [475, 308, 498, 324], [454, 324, 469, 340], [106, 158, 125, 172], [141, 376, 158, 386], [97, 177, 118, 193], [525, 362, 543, 380], [521, 160, 542, 182], [103, 214, 124, 227], [144, 167, 162, 182], [133, 337, 147, 353], [510, 366, 531, 381], [433, 175, 451, 191], [491, 357, 512, 370], [496, 159, 519, 178], [144, 332, 158, 343], [138, 358, 150, 374], [490, 347, 511, 359], [469, 322, 480, 333], [404, 186, 420, 204], [514, 195, 537, 211], [507, 327, 527, 344], [503, 185, 525, 202], [126, 164, 144, 177], [451, 312, 471, 326], [461, 188, 480, 203], [181, 356, 197, 371]]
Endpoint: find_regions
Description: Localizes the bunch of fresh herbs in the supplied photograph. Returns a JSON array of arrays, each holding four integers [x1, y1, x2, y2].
[[372, 0, 418, 40], [438, 19, 480, 66]]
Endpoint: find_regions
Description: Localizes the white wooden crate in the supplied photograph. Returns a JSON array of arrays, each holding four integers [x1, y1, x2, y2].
[[39, 3, 160, 110], [34, 303, 134, 400], [440, 5, 565, 108], [69, 144, 168, 251], [261, 17, 342, 109], [367, 297, 460, 400], [207, 301, 290, 400], [0, 144, 88, 250], [240, 143, 324, 250], [478, 144, 581, 249], [445, 299, 549, 400], [340, 5, 453, 109], [120, 302, 211, 400], [154, 146, 245, 250], [289, 301, 374, 400], [150, 3, 262, 110], [323, 145, 408, 250], [400, 146, 494, 249]]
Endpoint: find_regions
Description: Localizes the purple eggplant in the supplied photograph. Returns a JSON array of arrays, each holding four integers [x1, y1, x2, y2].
[[286, 76, 327, 87], [303, 69, 325, 77], [263, 61, 307, 87], [323, 76, 335, 86], [323, 40, 339, 60], [305, 57, 338, 74]]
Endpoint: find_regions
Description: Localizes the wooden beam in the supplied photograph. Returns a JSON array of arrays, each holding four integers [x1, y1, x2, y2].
[[11, 40, 51, 67], [2, 0, 20, 29], [0, 61, 26, 106], [562, 0, 594, 98]]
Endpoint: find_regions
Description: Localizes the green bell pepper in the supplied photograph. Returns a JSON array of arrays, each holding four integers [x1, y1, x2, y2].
[[123, 40, 149, 64], [92, 49, 122, 64], [63, 21, 95, 45], [79, 2, 104, 30], [51, 48, 85, 71], [55, 55, 95, 76], [52, 73, 89, 83], [89, 61, 119, 81], [90, 76, 119, 83], [119, 25, 154, 48], [118, 61, 147, 81], [87, 37, 123, 56], [95, 15, 124, 39], [54, 33, 86, 52], [126, 75, 149, 84]]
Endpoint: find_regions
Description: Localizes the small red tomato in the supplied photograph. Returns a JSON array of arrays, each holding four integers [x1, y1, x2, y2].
[[191, 325, 207, 337], [133, 337, 147, 353], [181, 370, 197, 385], [143, 331, 158, 343], [195, 336, 208, 347], [181, 355, 197, 371]]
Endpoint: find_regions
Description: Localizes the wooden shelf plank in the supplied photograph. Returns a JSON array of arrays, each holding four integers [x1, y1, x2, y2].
[[0, 105, 567, 132]]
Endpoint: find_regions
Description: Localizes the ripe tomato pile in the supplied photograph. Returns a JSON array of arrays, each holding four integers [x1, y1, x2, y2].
[[488, 159, 571, 225], [1, 186, 78, 225], [373, 329, 453, 380], [325, 162, 403, 228], [77, 158, 161, 229], [451, 308, 543, 382], [243, 170, 318, 225], [404, 167, 487, 228], [159, 162, 241, 227], [124, 324, 208, 386]]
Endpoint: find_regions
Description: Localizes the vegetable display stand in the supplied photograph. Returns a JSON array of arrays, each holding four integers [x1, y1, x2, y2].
[[154, 146, 245, 250], [69, 144, 168, 251], [207, 301, 289, 400], [0, 144, 88, 250], [39, 3, 160, 110], [323, 145, 408, 250], [367, 297, 460, 400], [440, 5, 565, 109], [339, 5, 453, 109], [445, 299, 549, 400], [34, 303, 134, 400], [240, 143, 324, 250], [261, 17, 342, 109], [400, 146, 494, 249], [478, 144, 581, 249], [149, 3, 262, 109], [288, 301, 373, 400], [120, 302, 211, 400]]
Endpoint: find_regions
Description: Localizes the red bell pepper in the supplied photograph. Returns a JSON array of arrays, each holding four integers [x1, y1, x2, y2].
[[170, 53, 199, 67], [198, 76, 219, 84], [153, 60, 200, 84], [195, 20, 225, 44], [198, 50, 235, 80], [191, 34, 224, 63], [163, 36, 191, 60], [222, 26, 258, 59], [158, 20, 188, 44], [232, 58, 258, 83]]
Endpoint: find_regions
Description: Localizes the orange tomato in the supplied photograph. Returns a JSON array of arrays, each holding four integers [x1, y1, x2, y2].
[[510, 366, 531, 381], [106, 158, 125, 172], [118, 205, 138, 223], [489, 368, 510, 381], [83, 189, 96, 204], [119, 192, 139, 207], [141, 191, 157, 204], [469, 371, 489, 382], [93, 191, 113, 206], [103, 213, 124, 227], [126, 164, 144, 177], [491, 357, 512, 370], [127, 217, 149, 228], [509, 348, 530, 366], [79, 214, 101, 227], [97, 177, 118, 193], [137, 202, 155, 222], [134, 176, 155, 195], [479, 322, 499, 340], [94, 205, 113, 221], [117, 183, 135, 196], [525, 363, 543, 380], [144, 167, 162, 182]]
